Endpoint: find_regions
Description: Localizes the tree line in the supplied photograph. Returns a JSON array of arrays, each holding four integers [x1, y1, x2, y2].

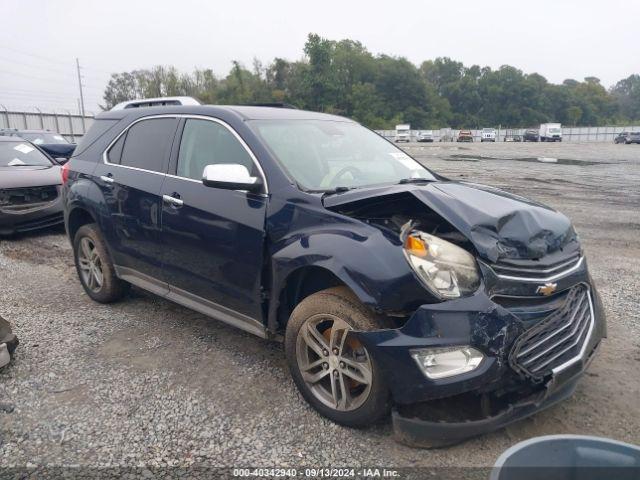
[[102, 33, 640, 129]]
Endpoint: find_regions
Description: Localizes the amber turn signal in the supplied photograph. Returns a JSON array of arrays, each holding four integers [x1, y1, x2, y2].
[[405, 235, 428, 257]]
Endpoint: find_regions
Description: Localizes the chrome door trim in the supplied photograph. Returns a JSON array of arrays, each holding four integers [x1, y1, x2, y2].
[[165, 284, 268, 339], [114, 265, 268, 339], [101, 114, 269, 193], [115, 266, 170, 297]]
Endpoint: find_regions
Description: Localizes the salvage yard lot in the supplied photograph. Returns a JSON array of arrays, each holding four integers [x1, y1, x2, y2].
[[1, 142, 639, 468]]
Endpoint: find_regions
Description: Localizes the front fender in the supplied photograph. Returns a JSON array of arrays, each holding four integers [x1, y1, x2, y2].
[[266, 199, 435, 330]]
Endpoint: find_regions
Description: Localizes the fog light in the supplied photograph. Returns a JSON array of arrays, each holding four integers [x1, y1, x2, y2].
[[411, 346, 484, 379]]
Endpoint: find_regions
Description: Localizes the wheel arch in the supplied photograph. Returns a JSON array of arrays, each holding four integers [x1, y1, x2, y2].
[[66, 206, 97, 243], [273, 265, 352, 333]]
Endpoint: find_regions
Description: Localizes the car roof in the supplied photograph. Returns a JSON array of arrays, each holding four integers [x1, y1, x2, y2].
[[0, 129, 52, 134], [0, 135, 30, 142], [96, 105, 354, 123]]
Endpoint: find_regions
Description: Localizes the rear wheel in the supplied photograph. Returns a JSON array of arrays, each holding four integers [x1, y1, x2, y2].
[[73, 224, 129, 303], [285, 287, 390, 427]]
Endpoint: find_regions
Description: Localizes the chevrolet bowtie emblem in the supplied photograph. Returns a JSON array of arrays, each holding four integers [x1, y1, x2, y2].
[[536, 282, 558, 296]]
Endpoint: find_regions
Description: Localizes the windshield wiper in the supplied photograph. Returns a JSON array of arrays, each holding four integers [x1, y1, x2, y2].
[[8, 164, 49, 167], [320, 186, 356, 201], [397, 177, 435, 185]]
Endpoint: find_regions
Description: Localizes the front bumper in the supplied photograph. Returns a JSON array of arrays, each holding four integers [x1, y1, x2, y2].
[[0, 194, 63, 235], [353, 262, 606, 446], [392, 356, 593, 448]]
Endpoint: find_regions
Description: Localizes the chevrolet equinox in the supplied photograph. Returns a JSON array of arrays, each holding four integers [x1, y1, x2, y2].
[[62, 104, 606, 447]]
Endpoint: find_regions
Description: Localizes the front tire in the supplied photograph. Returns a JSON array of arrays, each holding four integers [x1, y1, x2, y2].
[[285, 287, 390, 427], [73, 223, 130, 303]]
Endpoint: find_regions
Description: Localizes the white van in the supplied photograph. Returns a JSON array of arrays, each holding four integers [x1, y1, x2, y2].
[[539, 123, 562, 142], [395, 124, 411, 143]]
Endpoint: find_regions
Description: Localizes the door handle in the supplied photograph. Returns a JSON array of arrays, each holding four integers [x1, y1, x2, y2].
[[100, 175, 114, 184], [162, 194, 184, 207]]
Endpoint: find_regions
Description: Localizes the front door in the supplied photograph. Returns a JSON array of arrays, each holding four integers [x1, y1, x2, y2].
[[160, 117, 268, 334], [93, 116, 178, 285]]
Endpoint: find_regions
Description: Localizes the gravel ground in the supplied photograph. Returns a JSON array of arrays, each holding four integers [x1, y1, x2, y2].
[[0, 142, 639, 473]]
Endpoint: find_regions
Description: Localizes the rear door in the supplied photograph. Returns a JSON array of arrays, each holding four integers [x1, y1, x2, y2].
[[93, 116, 179, 288], [159, 117, 268, 334]]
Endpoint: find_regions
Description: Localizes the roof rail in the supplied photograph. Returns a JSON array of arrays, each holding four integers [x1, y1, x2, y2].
[[246, 102, 298, 109], [110, 96, 202, 111]]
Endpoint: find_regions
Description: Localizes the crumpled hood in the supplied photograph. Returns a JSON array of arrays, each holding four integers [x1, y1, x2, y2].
[[0, 165, 61, 189], [324, 181, 577, 263], [413, 182, 577, 262]]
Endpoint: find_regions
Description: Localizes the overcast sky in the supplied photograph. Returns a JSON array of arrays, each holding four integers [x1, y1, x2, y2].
[[1, 0, 638, 114]]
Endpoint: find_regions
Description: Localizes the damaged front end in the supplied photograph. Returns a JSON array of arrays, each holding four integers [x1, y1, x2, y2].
[[326, 182, 606, 447]]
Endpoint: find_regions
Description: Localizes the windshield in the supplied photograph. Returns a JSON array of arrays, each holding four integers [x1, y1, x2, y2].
[[549, 128, 561, 133], [249, 120, 435, 191], [20, 132, 69, 145], [482, 128, 495, 133], [0, 141, 52, 167]]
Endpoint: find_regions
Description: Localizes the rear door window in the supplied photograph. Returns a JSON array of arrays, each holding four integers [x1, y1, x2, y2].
[[107, 133, 126, 164], [119, 118, 178, 173]]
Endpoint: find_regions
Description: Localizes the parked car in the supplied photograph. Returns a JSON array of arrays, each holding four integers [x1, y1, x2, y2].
[[0, 129, 76, 161], [457, 130, 473, 142], [416, 130, 434, 142], [0, 315, 18, 369], [523, 129, 539, 142], [481, 127, 496, 142], [504, 135, 522, 142], [0, 137, 63, 235], [62, 103, 605, 446], [614, 131, 640, 144], [540, 123, 563, 142]]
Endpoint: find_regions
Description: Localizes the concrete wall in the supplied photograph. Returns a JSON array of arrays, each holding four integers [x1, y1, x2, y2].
[[0, 109, 95, 142]]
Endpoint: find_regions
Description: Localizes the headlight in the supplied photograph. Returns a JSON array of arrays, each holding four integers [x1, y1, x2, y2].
[[411, 346, 484, 379], [403, 230, 480, 299]]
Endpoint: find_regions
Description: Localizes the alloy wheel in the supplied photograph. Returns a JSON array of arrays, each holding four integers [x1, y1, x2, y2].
[[296, 314, 373, 411], [77, 237, 104, 293]]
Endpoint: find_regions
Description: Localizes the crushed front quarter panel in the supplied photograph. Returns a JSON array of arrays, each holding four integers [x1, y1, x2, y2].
[[353, 290, 526, 404]]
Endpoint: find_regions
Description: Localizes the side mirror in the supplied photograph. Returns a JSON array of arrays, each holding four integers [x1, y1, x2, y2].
[[202, 164, 262, 192]]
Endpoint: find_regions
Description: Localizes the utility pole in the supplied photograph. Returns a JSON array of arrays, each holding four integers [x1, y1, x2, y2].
[[76, 58, 85, 117]]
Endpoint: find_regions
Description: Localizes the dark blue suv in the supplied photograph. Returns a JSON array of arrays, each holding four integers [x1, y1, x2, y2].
[[62, 103, 606, 447]]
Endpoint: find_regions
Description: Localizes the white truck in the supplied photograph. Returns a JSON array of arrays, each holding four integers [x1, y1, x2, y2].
[[395, 124, 411, 143], [539, 123, 563, 142]]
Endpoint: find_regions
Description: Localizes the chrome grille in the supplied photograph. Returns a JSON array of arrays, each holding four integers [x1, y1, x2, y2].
[[509, 284, 593, 381], [489, 253, 582, 281]]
